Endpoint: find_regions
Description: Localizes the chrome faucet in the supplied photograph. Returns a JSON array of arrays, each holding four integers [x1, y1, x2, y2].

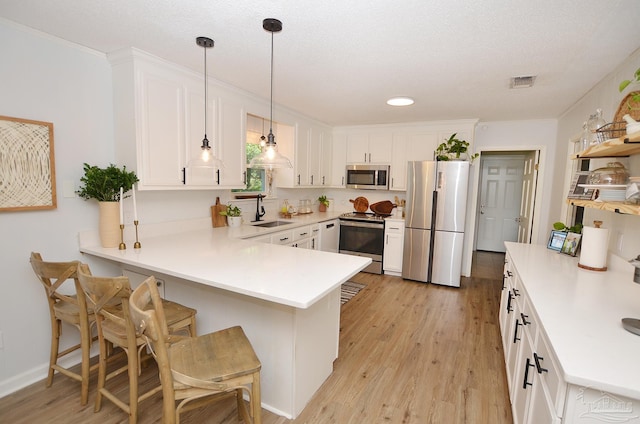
[[255, 194, 266, 222]]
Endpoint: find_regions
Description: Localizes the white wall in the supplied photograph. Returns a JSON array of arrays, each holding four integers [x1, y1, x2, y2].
[[473, 120, 558, 245], [554, 48, 640, 261]]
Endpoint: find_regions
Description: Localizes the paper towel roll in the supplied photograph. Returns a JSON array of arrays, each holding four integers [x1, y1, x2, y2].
[[578, 224, 609, 271]]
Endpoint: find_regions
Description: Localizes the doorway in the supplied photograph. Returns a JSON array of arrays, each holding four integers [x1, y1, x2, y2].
[[475, 151, 539, 253]]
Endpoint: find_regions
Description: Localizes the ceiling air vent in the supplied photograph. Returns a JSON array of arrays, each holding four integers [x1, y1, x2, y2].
[[510, 75, 536, 89]]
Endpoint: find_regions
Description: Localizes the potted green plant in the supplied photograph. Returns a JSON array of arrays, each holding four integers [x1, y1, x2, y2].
[[219, 204, 242, 227], [619, 67, 640, 109], [435, 133, 479, 162], [318, 195, 330, 212], [552, 221, 583, 234], [77, 163, 138, 247]]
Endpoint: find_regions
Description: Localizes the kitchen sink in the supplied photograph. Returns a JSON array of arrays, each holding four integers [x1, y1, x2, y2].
[[252, 220, 293, 228]]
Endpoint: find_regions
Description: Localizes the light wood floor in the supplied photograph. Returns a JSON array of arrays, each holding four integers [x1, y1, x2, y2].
[[0, 251, 512, 424]]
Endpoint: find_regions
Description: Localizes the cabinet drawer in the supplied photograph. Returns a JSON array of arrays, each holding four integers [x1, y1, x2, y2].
[[293, 226, 312, 242], [534, 330, 566, 417], [519, 294, 537, 343], [271, 230, 294, 245]]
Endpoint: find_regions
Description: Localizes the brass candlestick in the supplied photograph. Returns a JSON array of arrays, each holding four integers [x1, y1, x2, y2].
[[119, 224, 126, 250], [134, 220, 141, 249]]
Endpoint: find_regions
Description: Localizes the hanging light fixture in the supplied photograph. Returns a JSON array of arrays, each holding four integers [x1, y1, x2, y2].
[[190, 36, 222, 170], [249, 18, 292, 170]]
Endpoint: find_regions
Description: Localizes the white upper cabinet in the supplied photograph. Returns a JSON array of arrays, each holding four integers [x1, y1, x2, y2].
[[346, 133, 393, 164], [109, 49, 245, 190]]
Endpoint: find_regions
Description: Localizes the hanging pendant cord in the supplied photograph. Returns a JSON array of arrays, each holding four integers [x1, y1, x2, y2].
[[204, 46, 208, 138], [269, 30, 274, 137]]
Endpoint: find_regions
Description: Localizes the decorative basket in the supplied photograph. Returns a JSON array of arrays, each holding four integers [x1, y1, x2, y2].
[[595, 121, 627, 143], [614, 91, 640, 123]]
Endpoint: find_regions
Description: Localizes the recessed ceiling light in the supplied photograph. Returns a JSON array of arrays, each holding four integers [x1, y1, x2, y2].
[[387, 97, 414, 106]]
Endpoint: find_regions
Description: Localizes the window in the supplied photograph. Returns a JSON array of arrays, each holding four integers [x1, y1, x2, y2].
[[233, 117, 266, 193]]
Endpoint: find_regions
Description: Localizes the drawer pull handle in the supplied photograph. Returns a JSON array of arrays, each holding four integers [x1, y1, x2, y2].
[[507, 270, 513, 277], [523, 357, 535, 389], [533, 353, 548, 374], [520, 313, 530, 326], [506, 292, 513, 313], [513, 319, 521, 344], [280, 237, 289, 242], [512, 288, 520, 297]]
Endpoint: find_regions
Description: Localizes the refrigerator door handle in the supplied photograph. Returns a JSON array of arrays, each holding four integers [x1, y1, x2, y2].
[[437, 171, 443, 189]]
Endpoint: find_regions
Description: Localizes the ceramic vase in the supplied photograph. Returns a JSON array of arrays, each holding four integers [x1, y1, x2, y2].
[[98, 201, 120, 247], [227, 216, 242, 227], [319, 204, 327, 212]]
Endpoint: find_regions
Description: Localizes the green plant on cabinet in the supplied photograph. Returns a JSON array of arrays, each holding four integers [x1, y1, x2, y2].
[[435, 133, 479, 162]]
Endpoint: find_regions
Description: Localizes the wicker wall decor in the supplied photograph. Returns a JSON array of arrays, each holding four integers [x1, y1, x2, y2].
[[0, 115, 56, 211], [615, 90, 640, 123]]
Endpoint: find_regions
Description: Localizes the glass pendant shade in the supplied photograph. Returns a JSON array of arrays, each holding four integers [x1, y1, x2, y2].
[[249, 18, 292, 170], [250, 132, 292, 169]]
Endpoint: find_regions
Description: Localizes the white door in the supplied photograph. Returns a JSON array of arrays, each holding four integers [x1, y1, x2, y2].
[[518, 151, 539, 243], [476, 155, 525, 252]]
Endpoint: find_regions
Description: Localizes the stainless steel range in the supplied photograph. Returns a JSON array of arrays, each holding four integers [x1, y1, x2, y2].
[[339, 212, 386, 274]]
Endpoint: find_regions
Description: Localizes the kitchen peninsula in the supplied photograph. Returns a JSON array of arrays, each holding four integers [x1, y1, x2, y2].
[[78, 213, 370, 419]]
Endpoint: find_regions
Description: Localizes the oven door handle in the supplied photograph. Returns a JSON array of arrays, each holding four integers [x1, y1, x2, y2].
[[340, 220, 384, 229]]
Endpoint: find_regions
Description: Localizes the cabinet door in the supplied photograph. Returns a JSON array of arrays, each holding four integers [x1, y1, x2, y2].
[[383, 222, 405, 273], [512, 332, 535, 424], [295, 122, 311, 186], [184, 82, 220, 187], [526, 378, 560, 424], [390, 134, 408, 190], [140, 72, 185, 187], [320, 132, 332, 186], [346, 134, 369, 163], [368, 133, 393, 163], [308, 127, 322, 186], [331, 134, 347, 187], [408, 132, 438, 161], [217, 97, 247, 188]]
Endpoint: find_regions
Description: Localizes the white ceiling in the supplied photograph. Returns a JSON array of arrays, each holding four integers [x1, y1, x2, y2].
[[1, 0, 639, 126]]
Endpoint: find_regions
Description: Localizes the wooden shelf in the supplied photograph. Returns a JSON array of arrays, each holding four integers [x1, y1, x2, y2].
[[567, 199, 640, 215], [572, 131, 640, 159]]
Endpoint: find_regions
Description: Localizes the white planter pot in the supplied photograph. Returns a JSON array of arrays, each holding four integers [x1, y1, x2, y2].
[[227, 216, 242, 227]]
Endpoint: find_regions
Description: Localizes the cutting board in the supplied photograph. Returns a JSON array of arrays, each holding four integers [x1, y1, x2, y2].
[[349, 197, 369, 212], [211, 197, 227, 227]]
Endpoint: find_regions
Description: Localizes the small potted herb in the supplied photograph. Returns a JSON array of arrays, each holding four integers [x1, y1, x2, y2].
[[435, 133, 479, 162], [220, 204, 242, 227], [318, 195, 330, 212]]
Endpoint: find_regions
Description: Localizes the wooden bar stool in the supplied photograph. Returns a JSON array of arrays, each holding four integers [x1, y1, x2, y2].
[[29, 252, 97, 405], [129, 276, 262, 424], [76, 263, 197, 424]]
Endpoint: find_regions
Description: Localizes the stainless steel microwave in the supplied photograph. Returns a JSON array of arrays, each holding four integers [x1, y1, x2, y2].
[[345, 164, 390, 190]]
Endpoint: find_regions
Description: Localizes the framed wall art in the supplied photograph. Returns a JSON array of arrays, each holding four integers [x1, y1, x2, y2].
[[0, 115, 56, 211]]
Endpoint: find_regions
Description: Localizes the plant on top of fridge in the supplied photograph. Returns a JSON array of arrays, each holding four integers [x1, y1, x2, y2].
[[435, 133, 479, 162]]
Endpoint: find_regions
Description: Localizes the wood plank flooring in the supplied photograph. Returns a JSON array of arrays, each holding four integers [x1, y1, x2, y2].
[[0, 251, 512, 424]]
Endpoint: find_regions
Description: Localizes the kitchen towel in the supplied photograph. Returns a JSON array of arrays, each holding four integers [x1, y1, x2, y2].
[[578, 222, 609, 271]]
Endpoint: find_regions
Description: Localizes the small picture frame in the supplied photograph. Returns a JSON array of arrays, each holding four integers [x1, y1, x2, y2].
[[561, 232, 582, 257], [567, 172, 595, 200], [547, 230, 568, 251]]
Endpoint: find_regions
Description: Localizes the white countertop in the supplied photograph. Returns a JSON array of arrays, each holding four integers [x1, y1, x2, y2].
[[79, 212, 370, 309], [505, 242, 640, 399]]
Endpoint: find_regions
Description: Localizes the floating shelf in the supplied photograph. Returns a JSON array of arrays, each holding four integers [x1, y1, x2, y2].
[[572, 131, 640, 159], [567, 199, 640, 216]]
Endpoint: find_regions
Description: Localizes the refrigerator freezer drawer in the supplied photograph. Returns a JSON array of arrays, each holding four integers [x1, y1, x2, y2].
[[402, 227, 431, 282], [431, 231, 464, 287]]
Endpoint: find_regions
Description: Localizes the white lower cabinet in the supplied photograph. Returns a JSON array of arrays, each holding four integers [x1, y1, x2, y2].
[[251, 224, 319, 250], [383, 218, 404, 275]]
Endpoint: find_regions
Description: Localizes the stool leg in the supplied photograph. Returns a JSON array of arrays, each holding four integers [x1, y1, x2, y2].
[[47, 319, 62, 387], [79, 323, 91, 405], [127, 347, 139, 424], [94, 330, 107, 412]]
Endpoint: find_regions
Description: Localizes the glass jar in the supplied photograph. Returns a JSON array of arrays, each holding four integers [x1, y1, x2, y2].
[[580, 121, 590, 152], [588, 162, 629, 185], [587, 109, 607, 145]]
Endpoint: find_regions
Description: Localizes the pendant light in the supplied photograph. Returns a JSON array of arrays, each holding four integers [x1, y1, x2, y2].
[[190, 36, 222, 171], [249, 18, 292, 170]]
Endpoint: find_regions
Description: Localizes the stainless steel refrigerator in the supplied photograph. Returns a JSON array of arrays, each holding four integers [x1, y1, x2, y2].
[[402, 160, 469, 287]]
